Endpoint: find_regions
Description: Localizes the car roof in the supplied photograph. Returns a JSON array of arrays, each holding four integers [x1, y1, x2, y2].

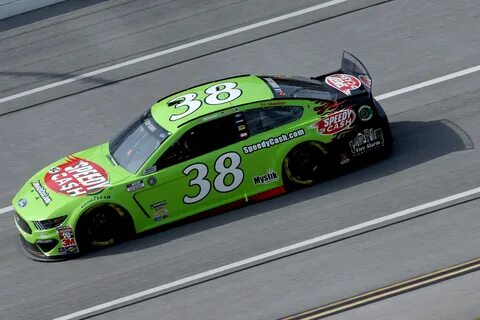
[[151, 75, 274, 132]]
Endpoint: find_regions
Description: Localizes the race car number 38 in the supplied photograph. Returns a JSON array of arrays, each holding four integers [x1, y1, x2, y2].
[[182, 152, 244, 204]]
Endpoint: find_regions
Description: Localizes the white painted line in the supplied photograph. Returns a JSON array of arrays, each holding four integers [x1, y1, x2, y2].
[[53, 186, 480, 320], [0, 0, 349, 104], [376, 65, 480, 101], [0, 205, 13, 215]]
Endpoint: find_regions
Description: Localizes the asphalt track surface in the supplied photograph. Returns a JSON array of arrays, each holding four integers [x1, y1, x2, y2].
[[0, 0, 479, 319]]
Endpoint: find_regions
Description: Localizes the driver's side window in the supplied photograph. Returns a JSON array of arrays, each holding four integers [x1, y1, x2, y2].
[[155, 112, 249, 170]]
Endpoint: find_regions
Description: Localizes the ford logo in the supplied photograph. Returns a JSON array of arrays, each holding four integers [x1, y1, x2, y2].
[[18, 198, 27, 207]]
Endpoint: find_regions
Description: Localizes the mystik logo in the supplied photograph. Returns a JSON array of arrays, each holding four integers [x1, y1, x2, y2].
[[253, 169, 279, 185]]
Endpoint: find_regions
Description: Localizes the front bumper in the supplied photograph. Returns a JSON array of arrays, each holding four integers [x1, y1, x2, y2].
[[18, 235, 72, 262], [15, 211, 80, 261]]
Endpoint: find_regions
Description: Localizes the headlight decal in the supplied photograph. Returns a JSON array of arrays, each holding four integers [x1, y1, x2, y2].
[[33, 215, 67, 230]]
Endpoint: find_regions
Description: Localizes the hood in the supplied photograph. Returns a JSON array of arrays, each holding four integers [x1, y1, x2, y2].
[[13, 143, 131, 221]]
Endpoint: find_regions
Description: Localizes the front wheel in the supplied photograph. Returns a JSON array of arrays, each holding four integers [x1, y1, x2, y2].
[[76, 205, 126, 251], [282, 141, 328, 189]]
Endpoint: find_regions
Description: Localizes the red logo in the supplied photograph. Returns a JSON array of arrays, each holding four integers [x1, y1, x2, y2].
[[45, 157, 109, 197], [61, 238, 76, 247], [325, 74, 361, 95], [313, 107, 356, 135], [58, 226, 77, 248]]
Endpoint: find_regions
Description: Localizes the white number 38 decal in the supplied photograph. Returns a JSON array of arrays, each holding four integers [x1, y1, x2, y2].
[[168, 82, 242, 121], [183, 152, 244, 204]]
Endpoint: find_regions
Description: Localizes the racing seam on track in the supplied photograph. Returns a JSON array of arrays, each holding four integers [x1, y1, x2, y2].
[[281, 257, 480, 319], [51, 187, 480, 320]]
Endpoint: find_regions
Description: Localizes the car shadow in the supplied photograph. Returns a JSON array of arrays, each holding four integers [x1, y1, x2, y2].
[[81, 119, 475, 259]]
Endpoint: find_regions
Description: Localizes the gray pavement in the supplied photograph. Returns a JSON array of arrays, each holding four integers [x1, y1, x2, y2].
[[327, 270, 480, 320], [0, 0, 479, 319], [92, 199, 480, 320]]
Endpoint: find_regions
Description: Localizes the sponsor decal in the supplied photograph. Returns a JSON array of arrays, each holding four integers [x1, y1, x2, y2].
[[143, 166, 157, 175], [143, 118, 157, 133], [235, 113, 249, 139], [57, 226, 78, 254], [265, 77, 281, 91], [349, 128, 385, 156], [242, 129, 306, 154], [260, 101, 286, 107], [358, 105, 373, 121], [80, 195, 112, 209], [18, 198, 27, 208], [340, 153, 350, 165], [203, 112, 225, 122], [58, 247, 78, 254], [127, 180, 144, 192], [44, 157, 109, 197], [48, 167, 61, 174], [325, 74, 361, 95], [151, 201, 169, 222], [234, 113, 244, 122], [32, 181, 52, 205], [312, 107, 356, 135], [253, 169, 279, 185], [264, 77, 286, 96], [147, 176, 157, 186], [151, 200, 167, 210], [359, 74, 371, 88]]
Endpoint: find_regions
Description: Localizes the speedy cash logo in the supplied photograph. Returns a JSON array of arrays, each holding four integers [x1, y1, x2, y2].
[[325, 74, 361, 96], [312, 106, 356, 135], [242, 129, 305, 154], [44, 156, 109, 197]]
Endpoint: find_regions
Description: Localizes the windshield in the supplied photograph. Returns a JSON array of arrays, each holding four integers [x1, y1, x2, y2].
[[263, 76, 337, 101], [110, 113, 169, 173]]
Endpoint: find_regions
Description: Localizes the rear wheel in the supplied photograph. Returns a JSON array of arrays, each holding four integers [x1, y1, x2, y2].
[[283, 141, 327, 189]]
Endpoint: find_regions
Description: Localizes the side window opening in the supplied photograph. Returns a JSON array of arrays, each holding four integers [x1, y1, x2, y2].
[[244, 106, 303, 136], [155, 113, 249, 169]]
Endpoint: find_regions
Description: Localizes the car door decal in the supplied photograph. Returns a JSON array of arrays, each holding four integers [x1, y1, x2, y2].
[[182, 151, 244, 204]]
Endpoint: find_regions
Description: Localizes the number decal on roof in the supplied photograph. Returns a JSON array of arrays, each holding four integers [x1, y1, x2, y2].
[[168, 93, 202, 121], [204, 82, 242, 105], [168, 82, 242, 121]]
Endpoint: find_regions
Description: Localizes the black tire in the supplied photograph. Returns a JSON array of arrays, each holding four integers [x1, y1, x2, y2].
[[76, 205, 127, 251], [282, 141, 328, 189]]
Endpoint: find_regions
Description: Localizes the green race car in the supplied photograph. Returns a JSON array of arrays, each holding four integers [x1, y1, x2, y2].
[[12, 52, 392, 260]]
